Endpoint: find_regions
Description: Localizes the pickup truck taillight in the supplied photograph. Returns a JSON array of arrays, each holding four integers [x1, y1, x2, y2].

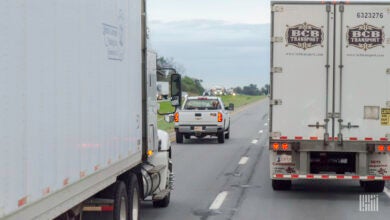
[[174, 112, 179, 122], [217, 112, 223, 122]]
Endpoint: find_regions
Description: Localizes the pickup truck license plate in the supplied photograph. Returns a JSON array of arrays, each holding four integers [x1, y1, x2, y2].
[[276, 154, 292, 163], [194, 126, 203, 132]]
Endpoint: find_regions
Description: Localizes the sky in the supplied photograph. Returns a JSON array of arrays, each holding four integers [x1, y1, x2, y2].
[[148, 0, 271, 89]]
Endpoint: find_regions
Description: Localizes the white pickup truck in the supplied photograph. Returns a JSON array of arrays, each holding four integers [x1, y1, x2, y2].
[[174, 96, 234, 143]]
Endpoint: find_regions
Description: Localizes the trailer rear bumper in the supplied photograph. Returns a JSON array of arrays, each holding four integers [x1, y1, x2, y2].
[[272, 174, 390, 181]]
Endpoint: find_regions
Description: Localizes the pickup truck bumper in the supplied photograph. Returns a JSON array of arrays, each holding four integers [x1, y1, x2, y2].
[[175, 125, 223, 135]]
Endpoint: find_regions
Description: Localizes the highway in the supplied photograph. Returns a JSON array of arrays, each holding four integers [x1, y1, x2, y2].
[[141, 99, 390, 220]]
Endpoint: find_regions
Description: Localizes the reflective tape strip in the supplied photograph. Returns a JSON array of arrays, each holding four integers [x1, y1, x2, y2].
[[63, 178, 69, 186], [273, 174, 390, 180], [83, 206, 114, 212]]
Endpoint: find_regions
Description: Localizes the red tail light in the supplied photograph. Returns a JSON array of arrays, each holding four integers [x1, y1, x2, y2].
[[273, 143, 280, 151], [282, 143, 289, 151], [217, 112, 223, 122], [378, 145, 385, 152], [387, 146, 390, 152], [174, 112, 179, 122]]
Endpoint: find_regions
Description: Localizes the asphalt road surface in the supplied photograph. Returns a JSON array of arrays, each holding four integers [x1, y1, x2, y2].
[[140, 99, 390, 220]]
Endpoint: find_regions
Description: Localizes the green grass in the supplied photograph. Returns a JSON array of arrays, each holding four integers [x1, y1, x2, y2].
[[157, 95, 265, 132], [157, 101, 176, 131], [221, 95, 265, 109]]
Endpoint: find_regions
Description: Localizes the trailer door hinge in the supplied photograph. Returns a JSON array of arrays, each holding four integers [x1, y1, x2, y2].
[[272, 5, 284, 12], [271, 37, 283, 43], [326, 4, 331, 12], [272, 67, 283, 73], [339, 4, 344, 12], [386, 68, 390, 74], [271, 99, 282, 106], [327, 112, 340, 119], [308, 122, 325, 129]]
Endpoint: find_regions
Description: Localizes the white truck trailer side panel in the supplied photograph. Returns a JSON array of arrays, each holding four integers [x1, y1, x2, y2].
[[334, 3, 390, 140], [272, 3, 333, 139], [0, 0, 143, 218]]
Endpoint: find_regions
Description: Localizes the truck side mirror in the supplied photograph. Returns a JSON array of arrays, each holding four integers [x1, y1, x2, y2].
[[228, 103, 235, 111], [170, 73, 182, 107]]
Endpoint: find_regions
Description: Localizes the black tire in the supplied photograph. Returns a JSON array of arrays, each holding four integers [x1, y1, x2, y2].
[[364, 181, 385, 193], [217, 132, 225, 143], [113, 181, 129, 220], [176, 131, 183, 144], [127, 174, 140, 220], [272, 180, 292, 191]]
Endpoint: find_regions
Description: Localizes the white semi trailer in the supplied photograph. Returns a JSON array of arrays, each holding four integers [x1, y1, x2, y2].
[[270, 1, 390, 192], [0, 0, 181, 219]]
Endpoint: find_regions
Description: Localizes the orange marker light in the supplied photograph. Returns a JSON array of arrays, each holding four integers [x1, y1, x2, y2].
[[387, 145, 390, 152], [273, 143, 280, 151], [174, 112, 179, 122], [217, 112, 223, 122], [378, 145, 385, 152], [282, 143, 289, 150]]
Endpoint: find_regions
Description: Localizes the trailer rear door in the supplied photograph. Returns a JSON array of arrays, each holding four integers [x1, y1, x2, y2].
[[271, 3, 334, 140], [334, 3, 390, 140]]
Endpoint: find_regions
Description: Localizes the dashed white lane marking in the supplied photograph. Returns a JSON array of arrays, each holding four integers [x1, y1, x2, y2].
[[209, 191, 229, 210], [264, 123, 268, 126], [259, 130, 263, 134], [239, 157, 249, 165], [384, 187, 390, 199], [251, 139, 258, 144]]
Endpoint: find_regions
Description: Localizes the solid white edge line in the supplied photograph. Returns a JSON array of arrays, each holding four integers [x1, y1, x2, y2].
[[238, 157, 249, 165], [209, 191, 228, 210], [251, 139, 258, 144], [384, 187, 390, 199]]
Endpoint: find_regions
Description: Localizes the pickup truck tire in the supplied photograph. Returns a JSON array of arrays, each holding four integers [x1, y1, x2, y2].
[[364, 181, 385, 192], [113, 181, 129, 220], [217, 132, 225, 143], [272, 180, 291, 191], [176, 131, 183, 144]]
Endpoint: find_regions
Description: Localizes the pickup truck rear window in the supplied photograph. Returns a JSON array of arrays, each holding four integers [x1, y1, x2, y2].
[[184, 99, 221, 110]]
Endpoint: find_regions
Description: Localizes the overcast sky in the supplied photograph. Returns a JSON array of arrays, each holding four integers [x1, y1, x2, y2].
[[148, 0, 270, 89]]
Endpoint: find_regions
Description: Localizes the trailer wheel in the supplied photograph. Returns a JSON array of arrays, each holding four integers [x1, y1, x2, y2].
[[217, 132, 225, 143], [113, 181, 129, 220], [176, 131, 183, 144], [272, 180, 291, 191], [364, 181, 385, 193], [127, 174, 140, 220]]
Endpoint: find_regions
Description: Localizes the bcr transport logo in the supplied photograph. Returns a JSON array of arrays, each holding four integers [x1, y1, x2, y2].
[[347, 23, 385, 50], [285, 23, 324, 50]]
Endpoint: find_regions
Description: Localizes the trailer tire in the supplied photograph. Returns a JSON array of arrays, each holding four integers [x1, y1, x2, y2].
[[176, 131, 183, 144], [217, 132, 225, 143], [113, 181, 129, 220], [364, 181, 385, 193], [272, 180, 291, 191], [127, 174, 140, 220]]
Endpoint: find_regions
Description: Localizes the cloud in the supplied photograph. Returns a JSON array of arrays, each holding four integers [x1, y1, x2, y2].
[[148, 20, 270, 88]]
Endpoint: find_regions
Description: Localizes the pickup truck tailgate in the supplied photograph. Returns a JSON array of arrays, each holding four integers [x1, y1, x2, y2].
[[179, 110, 220, 125]]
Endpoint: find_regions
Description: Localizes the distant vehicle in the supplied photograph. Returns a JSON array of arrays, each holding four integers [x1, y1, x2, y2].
[[211, 86, 225, 96], [270, 1, 390, 192], [174, 96, 234, 144], [0, 1, 181, 219], [157, 81, 169, 100]]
